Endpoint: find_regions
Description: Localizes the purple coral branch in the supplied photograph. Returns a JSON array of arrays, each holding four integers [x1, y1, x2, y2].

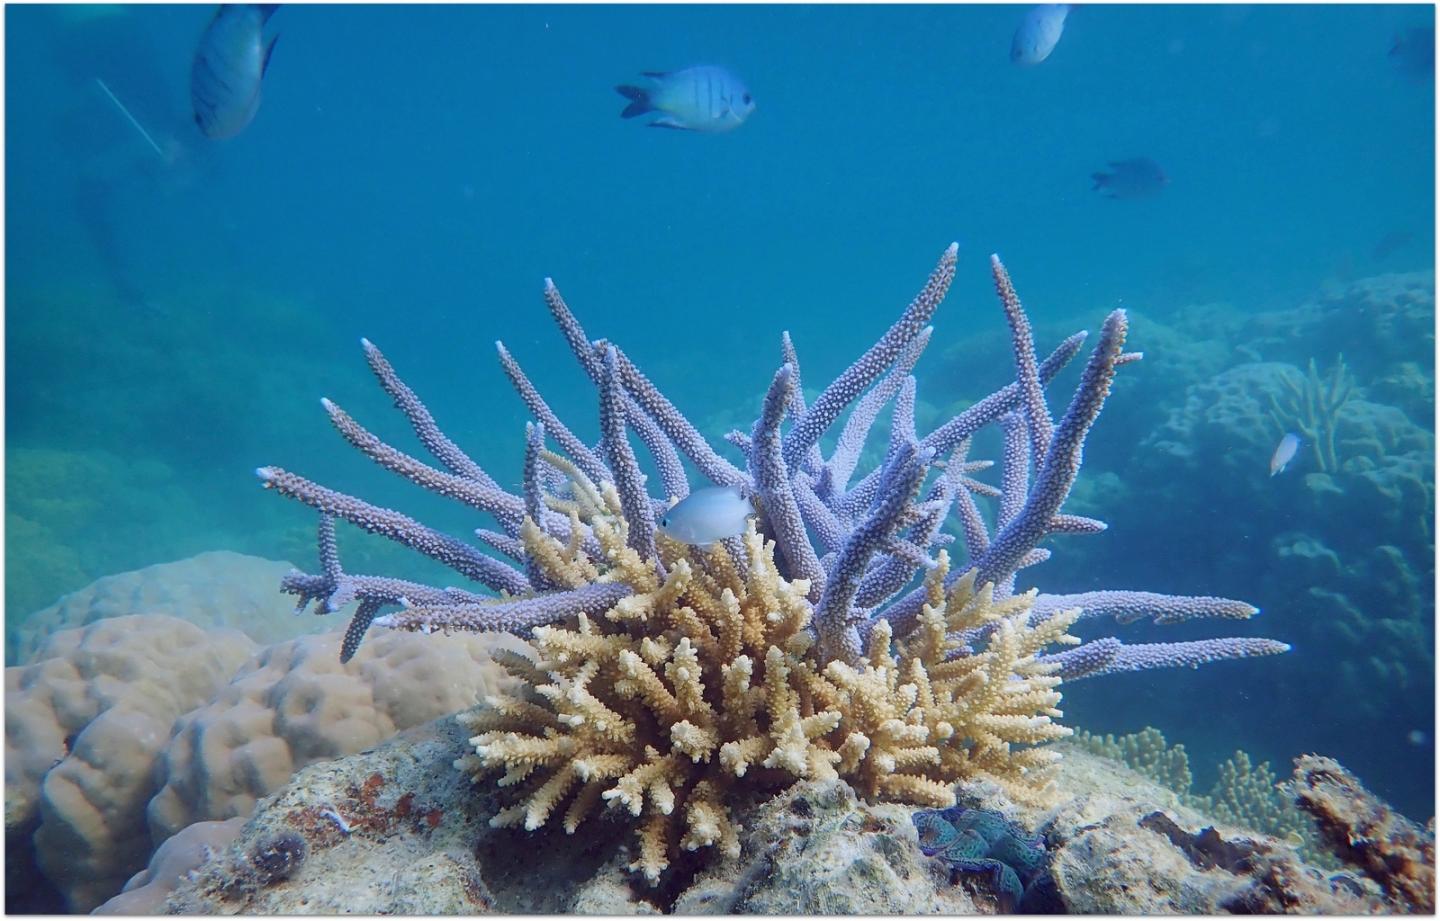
[[828, 327, 932, 491], [320, 396, 525, 534], [992, 254, 1054, 472], [750, 363, 826, 596], [1030, 590, 1259, 627], [496, 340, 610, 487], [360, 338, 500, 490], [782, 243, 956, 469], [817, 439, 933, 663], [916, 330, 1089, 461], [975, 309, 1129, 588], [542, 281, 690, 499], [1043, 636, 1292, 681], [605, 342, 745, 491], [373, 582, 634, 635], [257, 466, 531, 595], [599, 346, 657, 559]]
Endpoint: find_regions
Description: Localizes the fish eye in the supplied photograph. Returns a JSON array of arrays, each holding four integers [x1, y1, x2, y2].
[[742, 93, 752, 104]]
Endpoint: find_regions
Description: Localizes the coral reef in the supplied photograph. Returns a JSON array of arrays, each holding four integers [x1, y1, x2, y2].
[[7, 550, 321, 666], [1287, 754, 1436, 913], [1072, 726, 1194, 794], [162, 715, 1398, 915], [1060, 270, 1436, 814], [1072, 727, 1335, 868], [255, 246, 1288, 884], [4, 555, 522, 911], [3, 614, 255, 911], [465, 502, 1077, 882], [147, 628, 519, 845], [1267, 355, 1355, 473]]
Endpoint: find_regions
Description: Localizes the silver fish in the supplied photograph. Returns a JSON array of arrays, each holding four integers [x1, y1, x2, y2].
[[658, 486, 753, 545], [1011, 4, 1071, 66], [191, 4, 279, 140], [616, 66, 755, 133], [1091, 157, 1169, 199], [1270, 432, 1300, 477]]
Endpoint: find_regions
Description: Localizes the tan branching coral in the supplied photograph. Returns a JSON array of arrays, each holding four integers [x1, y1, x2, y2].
[[455, 456, 1080, 883]]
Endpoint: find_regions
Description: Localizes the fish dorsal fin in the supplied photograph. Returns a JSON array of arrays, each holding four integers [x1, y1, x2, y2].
[[262, 33, 280, 76]]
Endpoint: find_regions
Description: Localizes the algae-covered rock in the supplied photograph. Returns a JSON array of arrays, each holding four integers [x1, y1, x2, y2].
[[164, 714, 979, 915], [673, 779, 981, 914], [164, 714, 1410, 915]]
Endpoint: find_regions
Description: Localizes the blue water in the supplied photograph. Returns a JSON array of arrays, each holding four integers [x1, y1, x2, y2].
[[6, 0, 1434, 830]]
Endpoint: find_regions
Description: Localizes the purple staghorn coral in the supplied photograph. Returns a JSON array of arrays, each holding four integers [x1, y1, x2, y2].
[[257, 245, 1288, 688]]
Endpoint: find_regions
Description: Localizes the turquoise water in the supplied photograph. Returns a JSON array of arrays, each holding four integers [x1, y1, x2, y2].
[[6, 0, 1434, 832]]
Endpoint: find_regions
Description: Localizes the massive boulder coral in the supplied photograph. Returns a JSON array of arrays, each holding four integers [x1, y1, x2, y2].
[[7, 550, 322, 666], [255, 245, 1288, 884], [5, 563, 522, 911], [147, 628, 520, 844], [4, 614, 256, 911]]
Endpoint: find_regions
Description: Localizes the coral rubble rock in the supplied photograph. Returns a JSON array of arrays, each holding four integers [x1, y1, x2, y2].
[[1288, 753, 1436, 913], [164, 714, 981, 915], [165, 716, 1409, 915], [1000, 749, 1388, 914]]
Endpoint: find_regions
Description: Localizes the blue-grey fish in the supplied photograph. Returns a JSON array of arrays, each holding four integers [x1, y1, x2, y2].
[[615, 66, 755, 133], [658, 486, 753, 545], [191, 4, 279, 140], [1091, 157, 1169, 199], [1390, 26, 1435, 83], [1011, 4, 1071, 65], [1270, 432, 1300, 477]]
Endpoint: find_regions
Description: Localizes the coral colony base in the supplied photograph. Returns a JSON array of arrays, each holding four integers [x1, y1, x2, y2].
[[256, 245, 1289, 884]]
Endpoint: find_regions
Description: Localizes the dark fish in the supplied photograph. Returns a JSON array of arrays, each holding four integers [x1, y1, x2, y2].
[[1389, 26, 1435, 83], [1372, 229, 1415, 261], [190, 4, 279, 140], [1091, 157, 1169, 200]]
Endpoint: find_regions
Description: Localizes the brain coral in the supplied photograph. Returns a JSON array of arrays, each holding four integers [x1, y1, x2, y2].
[[7, 550, 322, 666], [146, 628, 520, 845], [4, 614, 256, 911]]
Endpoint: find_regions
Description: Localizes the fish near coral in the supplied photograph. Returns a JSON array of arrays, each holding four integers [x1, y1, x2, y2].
[[1011, 4, 1071, 65], [616, 66, 755, 133], [658, 485, 753, 546], [1270, 432, 1300, 476], [1091, 156, 1169, 199], [191, 4, 279, 140]]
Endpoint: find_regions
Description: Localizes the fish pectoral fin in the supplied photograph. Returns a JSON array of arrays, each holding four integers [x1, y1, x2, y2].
[[647, 116, 691, 131], [262, 33, 280, 77]]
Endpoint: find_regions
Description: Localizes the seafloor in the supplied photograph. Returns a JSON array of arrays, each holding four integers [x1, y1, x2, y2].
[[5, 552, 1434, 915]]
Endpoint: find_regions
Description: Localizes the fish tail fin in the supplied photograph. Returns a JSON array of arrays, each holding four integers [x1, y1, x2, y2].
[[262, 33, 280, 76], [615, 85, 652, 118], [259, 4, 281, 23], [1090, 172, 1108, 190]]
